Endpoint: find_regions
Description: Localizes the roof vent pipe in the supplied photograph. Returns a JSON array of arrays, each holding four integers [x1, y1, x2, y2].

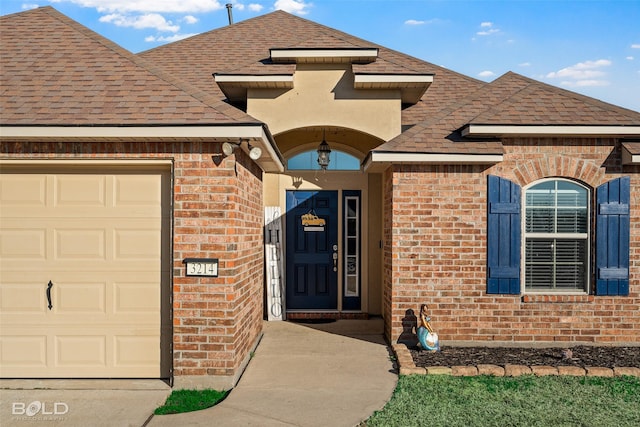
[[226, 4, 233, 25]]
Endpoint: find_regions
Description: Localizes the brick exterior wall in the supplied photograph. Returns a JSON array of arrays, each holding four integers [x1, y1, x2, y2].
[[383, 138, 640, 345], [1, 140, 265, 383]]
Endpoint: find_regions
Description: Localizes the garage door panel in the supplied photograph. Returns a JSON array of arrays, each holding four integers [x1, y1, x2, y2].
[[0, 335, 47, 368], [0, 169, 167, 379], [0, 228, 46, 259], [54, 175, 106, 207], [56, 282, 106, 313], [115, 335, 160, 367], [0, 174, 47, 207], [115, 228, 161, 259], [115, 175, 162, 206], [55, 335, 106, 367], [0, 283, 47, 313], [55, 229, 106, 260], [115, 283, 160, 313]]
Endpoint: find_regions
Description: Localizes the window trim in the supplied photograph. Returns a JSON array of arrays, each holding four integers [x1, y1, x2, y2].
[[522, 178, 591, 294]]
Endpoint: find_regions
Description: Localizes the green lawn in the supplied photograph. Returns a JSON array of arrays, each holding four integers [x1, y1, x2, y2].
[[366, 375, 640, 427], [154, 389, 229, 415]]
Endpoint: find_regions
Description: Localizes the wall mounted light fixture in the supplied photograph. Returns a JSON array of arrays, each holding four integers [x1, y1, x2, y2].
[[248, 144, 262, 160], [222, 140, 262, 160], [222, 141, 239, 156], [317, 130, 331, 170]]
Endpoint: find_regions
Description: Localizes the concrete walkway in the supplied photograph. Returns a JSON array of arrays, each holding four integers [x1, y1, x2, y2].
[[148, 318, 397, 427]]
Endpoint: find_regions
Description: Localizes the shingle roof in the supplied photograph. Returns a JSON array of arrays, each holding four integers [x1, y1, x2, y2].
[[470, 72, 640, 126], [0, 6, 256, 126], [3, 7, 638, 154], [375, 72, 640, 155]]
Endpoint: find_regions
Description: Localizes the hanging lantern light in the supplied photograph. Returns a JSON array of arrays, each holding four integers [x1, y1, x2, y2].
[[316, 130, 331, 170]]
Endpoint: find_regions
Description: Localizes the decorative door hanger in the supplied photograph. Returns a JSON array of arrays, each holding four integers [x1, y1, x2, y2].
[[301, 210, 325, 231]]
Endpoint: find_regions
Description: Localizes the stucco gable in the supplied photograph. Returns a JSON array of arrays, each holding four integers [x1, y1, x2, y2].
[[139, 10, 483, 125]]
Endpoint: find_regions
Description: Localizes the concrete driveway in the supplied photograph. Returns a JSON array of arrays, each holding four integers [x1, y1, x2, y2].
[[0, 379, 170, 427]]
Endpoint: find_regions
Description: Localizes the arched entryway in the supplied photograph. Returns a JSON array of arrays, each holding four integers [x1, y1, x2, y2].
[[264, 126, 384, 318]]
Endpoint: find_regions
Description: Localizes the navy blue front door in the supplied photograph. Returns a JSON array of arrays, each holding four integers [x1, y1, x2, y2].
[[286, 191, 338, 310]]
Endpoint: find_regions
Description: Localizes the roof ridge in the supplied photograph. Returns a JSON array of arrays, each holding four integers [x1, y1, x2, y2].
[[138, 10, 295, 56], [459, 72, 536, 124], [284, 11, 482, 82]]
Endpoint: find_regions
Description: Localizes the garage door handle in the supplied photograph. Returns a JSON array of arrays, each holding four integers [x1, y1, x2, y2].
[[46, 281, 53, 310]]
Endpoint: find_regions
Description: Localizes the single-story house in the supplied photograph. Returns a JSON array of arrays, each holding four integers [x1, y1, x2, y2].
[[1, 6, 638, 389]]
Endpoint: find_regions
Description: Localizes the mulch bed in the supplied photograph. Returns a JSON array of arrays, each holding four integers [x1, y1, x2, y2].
[[410, 346, 640, 369]]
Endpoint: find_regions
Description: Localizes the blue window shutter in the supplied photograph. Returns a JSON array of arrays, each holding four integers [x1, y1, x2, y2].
[[596, 177, 630, 296], [487, 175, 521, 294]]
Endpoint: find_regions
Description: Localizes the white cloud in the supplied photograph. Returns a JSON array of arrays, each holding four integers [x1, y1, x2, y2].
[[405, 19, 425, 26], [145, 33, 198, 43], [62, 0, 225, 14], [546, 59, 611, 79], [632, 44, 640, 49], [477, 28, 499, 36], [519, 62, 531, 67], [546, 59, 611, 87], [478, 70, 495, 78], [627, 56, 635, 61], [477, 21, 500, 36], [100, 13, 180, 32], [249, 4, 264, 12], [561, 80, 610, 87], [274, 0, 312, 15], [21, 3, 39, 10], [182, 15, 198, 24]]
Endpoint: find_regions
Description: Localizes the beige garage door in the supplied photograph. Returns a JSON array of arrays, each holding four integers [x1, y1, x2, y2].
[[0, 166, 170, 378]]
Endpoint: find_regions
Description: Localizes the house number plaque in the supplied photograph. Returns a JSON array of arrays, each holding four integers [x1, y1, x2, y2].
[[183, 258, 219, 277]]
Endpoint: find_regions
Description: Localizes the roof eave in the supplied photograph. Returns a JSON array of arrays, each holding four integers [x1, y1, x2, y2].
[[362, 151, 504, 172], [354, 74, 434, 104], [269, 48, 379, 64], [214, 74, 295, 103], [0, 124, 285, 173], [462, 124, 640, 137]]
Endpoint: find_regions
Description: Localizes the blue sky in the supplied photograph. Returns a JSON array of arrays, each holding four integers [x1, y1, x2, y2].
[[2, 0, 639, 112]]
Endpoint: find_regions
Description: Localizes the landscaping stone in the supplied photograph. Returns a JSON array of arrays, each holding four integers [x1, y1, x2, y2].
[[530, 366, 559, 376], [392, 344, 407, 354], [585, 367, 614, 377], [613, 367, 640, 377], [557, 366, 586, 376], [400, 366, 426, 375], [477, 364, 505, 376], [425, 366, 452, 375], [451, 366, 478, 376], [504, 364, 532, 377]]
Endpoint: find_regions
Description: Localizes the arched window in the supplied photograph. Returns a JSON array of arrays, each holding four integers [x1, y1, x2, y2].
[[287, 150, 360, 171], [524, 179, 590, 291]]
